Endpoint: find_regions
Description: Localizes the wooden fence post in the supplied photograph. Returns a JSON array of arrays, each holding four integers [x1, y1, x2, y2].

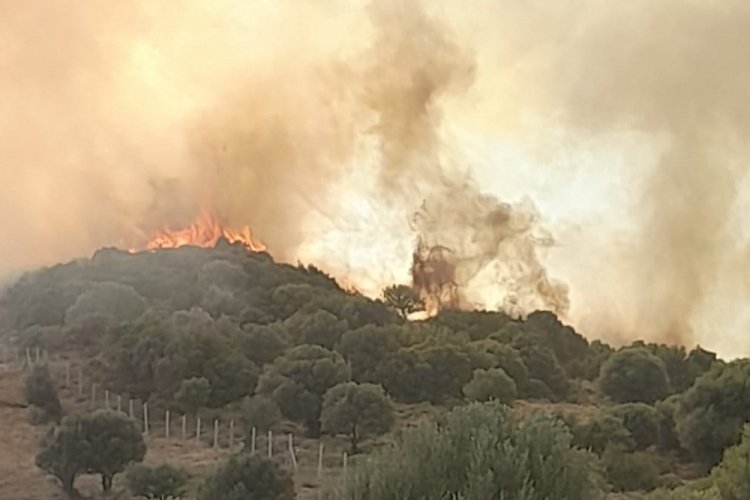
[[251, 427, 257, 454], [91, 383, 97, 405], [116, 394, 122, 413], [229, 420, 235, 450], [143, 403, 149, 435], [317, 442, 324, 481], [196, 418, 202, 444], [268, 430, 273, 458], [213, 419, 219, 449], [65, 361, 71, 387], [128, 398, 134, 419], [288, 434, 298, 470], [181, 415, 187, 440], [77, 367, 83, 397], [104, 390, 110, 409], [165, 410, 171, 438]]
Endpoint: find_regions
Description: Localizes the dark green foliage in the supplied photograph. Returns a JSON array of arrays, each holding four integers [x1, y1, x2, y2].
[[655, 395, 682, 452], [65, 281, 146, 326], [25, 364, 62, 423], [570, 413, 634, 455], [675, 360, 750, 467], [598, 347, 671, 404], [603, 447, 664, 492], [257, 344, 350, 434], [321, 382, 394, 453], [429, 310, 515, 341], [197, 454, 294, 500], [382, 284, 424, 319], [419, 343, 474, 403], [126, 463, 190, 500], [710, 423, 750, 499], [462, 367, 517, 403], [610, 403, 661, 450], [241, 395, 282, 435], [36, 411, 146, 495], [337, 325, 402, 384], [340, 401, 604, 500], [630, 341, 717, 394], [514, 340, 570, 400], [284, 309, 348, 349], [377, 347, 432, 403], [175, 377, 210, 415]]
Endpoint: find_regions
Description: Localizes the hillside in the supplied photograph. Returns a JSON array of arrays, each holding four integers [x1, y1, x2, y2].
[[0, 245, 745, 500]]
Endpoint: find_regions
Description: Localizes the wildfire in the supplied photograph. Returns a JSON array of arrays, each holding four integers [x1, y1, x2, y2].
[[144, 212, 266, 252]]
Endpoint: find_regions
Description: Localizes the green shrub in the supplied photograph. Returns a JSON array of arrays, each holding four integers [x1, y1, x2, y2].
[[603, 447, 665, 492], [610, 403, 660, 450], [25, 364, 63, 423], [599, 347, 671, 404], [126, 463, 190, 499], [462, 367, 517, 403], [197, 454, 294, 500]]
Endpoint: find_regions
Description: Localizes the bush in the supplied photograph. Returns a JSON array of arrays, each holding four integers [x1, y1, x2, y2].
[[610, 403, 661, 450], [462, 367, 517, 403], [175, 377, 210, 415], [321, 382, 394, 454], [571, 412, 634, 455], [126, 463, 190, 500], [36, 411, 146, 495], [598, 347, 671, 404], [710, 423, 750, 500], [339, 401, 604, 500], [675, 360, 750, 467], [25, 364, 62, 423], [603, 447, 664, 492], [241, 395, 282, 435], [197, 454, 294, 500]]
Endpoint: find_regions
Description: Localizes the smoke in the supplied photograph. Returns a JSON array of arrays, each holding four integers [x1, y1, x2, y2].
[[2, 0, 750, 353]]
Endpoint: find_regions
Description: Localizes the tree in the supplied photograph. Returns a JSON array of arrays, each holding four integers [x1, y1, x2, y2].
[[675, 360, 750, 467], [197, 454, 294, 500], [610, 403, 661, 450], [383, 284, 424, 319], [598, 347, 671, 404], [65, 281, 146, 326], [126, 463, 190, 500], [25, 364, 63, 423], [80, 410, 147, 492], [241, 395, 282, 436], [257, 345, 350, 434], [710, 423, 750, 500], [603, 447, 664, 492], [462, 367, 517, 404], [36, 411, 146, 496], [36, 415, 89, 498], [175, 377, 210, 415], [337, 325, 402, 384], [341, 401, 604, 499], [321, 382, 394, 454], [570, 412, 634, 455]]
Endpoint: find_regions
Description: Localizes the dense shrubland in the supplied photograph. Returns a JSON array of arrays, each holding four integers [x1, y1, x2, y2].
[[3, 244, 748, 498]]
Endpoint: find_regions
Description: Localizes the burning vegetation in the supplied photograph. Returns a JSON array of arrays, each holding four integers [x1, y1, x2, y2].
[[140, 212, 266, 253]]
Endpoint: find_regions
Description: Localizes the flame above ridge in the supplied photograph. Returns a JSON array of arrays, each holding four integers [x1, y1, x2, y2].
[[144, 212, 265, 252]]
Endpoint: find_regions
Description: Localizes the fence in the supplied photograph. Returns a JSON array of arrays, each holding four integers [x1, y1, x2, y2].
[[0, 346, 350, 496]]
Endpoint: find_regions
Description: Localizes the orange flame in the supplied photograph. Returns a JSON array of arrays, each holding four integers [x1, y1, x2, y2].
[[144, 212, 265, 252]]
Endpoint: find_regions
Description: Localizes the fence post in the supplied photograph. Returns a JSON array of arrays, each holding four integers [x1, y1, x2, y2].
[[343, 452, 348, 479], [35, 347, 40, 364], [182, 415, 187, 440], [196, 417, 202, 444], [317, 442, 324, 482], [77, 367, 83, 397], [288, 434, 298, 470], [104, 390, 110, 409], [65, 361, 71, 387], [165, 410, 171, 438], [143, 403, 149, 435], [128, 398, 134, 419], [91, 383, 97, 405], [268, 430, 273, 458], [251, 427, 257, 454], [25, 348, 32, 368], [117, 395, 122, 413], [229, 420, 235, 450], [213, 419, 219, 449]]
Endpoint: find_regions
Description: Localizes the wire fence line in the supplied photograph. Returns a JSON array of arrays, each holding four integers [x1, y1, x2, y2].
[[0, 345, 349, 495]]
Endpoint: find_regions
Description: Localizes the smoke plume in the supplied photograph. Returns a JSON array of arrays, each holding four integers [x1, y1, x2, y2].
[[2, 0, 750, 354]]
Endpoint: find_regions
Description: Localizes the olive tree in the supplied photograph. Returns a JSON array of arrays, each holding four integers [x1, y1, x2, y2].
[[321, 382, 394, 454]]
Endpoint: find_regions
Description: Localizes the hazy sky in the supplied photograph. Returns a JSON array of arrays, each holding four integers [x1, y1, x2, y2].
[[1, 0, 749, 357]]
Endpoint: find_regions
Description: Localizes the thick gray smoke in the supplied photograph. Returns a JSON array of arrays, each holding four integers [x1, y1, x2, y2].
[[2, 0, 750, 353]]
